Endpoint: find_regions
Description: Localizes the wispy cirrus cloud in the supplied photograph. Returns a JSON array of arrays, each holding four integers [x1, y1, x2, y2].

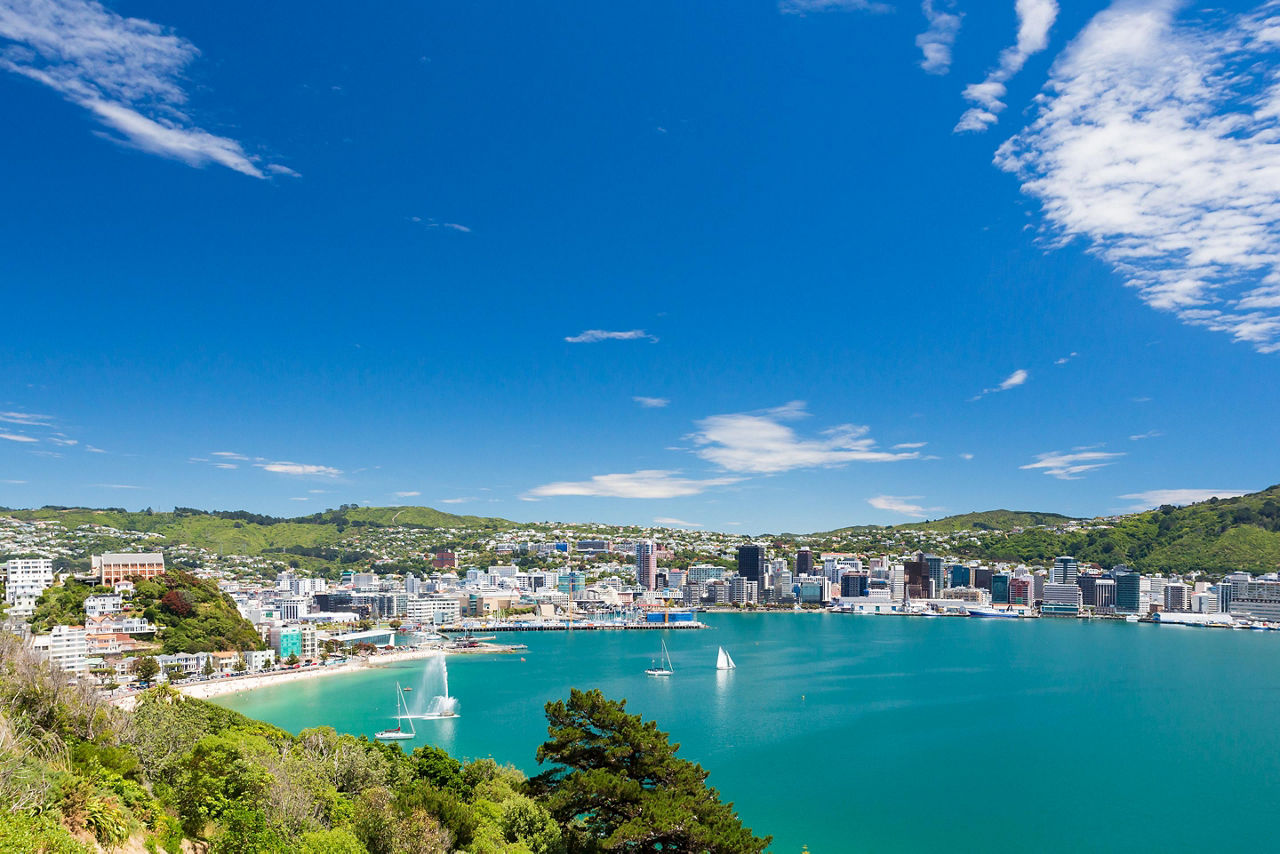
[[0, 432, 38, 443], [997, 1, 1280, 352], [90, 483, 143, 489], [654, 516, 701, 527], [211, 451, 250, 461], [564, 329, 658, 344], [971, 368, 1028, 400], [1118, 487, 1248, 511], [1021, 448, 1123, 479], [526, 469, 740, 500], [955, 0, 1059, 132], [917, 0, 963, 75], [633, 396, 670, 408], [393, 490, 421, 498], [867, 495, 931, 518], [0, 0, 288, 177], [256, 461, 342, 477], [0, 410, 54, 426], [439, 497, 477, 504], [689, 401, 918, 474], [779, 0, 890, 13], [1129, 429, 1163, 441], [893, 441, 928, 450], [409, 216, 471, 233], [1055, 352, 1078, 365]]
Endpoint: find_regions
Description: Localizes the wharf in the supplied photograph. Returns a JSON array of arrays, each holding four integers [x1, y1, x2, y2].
[[439, 621, 707, 632]]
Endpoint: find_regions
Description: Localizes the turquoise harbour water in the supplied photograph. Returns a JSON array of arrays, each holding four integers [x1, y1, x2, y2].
[[216, 613, 1280, 852]]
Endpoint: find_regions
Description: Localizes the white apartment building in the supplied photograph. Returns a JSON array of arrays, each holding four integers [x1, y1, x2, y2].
[[33, 625, 89, 674], [3, 558, 54, 617], [406, 594, 462, 625], [84, 593, 124, 618]]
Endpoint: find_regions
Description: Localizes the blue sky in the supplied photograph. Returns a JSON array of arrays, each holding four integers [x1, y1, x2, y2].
[[2, 0, 1279, 532]]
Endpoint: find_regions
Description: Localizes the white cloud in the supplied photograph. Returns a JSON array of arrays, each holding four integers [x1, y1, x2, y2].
[[689, 401, 918, 474], [972, 368, 1029, 399], [997, 1, 1280, 352], [394, 490, 421, 498], [867, 495, 928, 517], [893, 441, 928, 449], [411, 217, 472, 232], [564, 329, 658, 344], [90, 483, 143, 489], [0, 432, 38, 443], [85, 445, 106, 453], [213, 463, 238, 469], [955, 0, 1059, 132], [1129, 430, 1163, 441], [654, 516, 702, 527], [960, 452, 975, 460], [289, 497, 309, 501], [0, 410, 53, 426], [308, 489, 331, 494], [439, 497, 477, 504], [47, 434, 77, 446], [1, 479, 27, 484], [211, 451, 250, 460], [633, 396, 670, 408], [1119, 487, 1249, 510], [256, 461, 342, 477], [1021, 448, 1124, 479], [1055, 351, 1078, 365], [526, 469, 740, 500], [779, 0, 890, 13], [0, 0, 285, 177], [917, 0, 963, 75]]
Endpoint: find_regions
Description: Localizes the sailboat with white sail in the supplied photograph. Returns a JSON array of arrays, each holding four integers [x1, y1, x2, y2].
[[645, 638, 675, 676], [715, 646, 736, 671], [375, 683, 416, 740]]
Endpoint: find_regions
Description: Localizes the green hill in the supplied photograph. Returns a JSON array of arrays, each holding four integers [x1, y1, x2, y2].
[[973, 485, 1280, 574], [898, 509, 1080, 532], [3, 504, 514, 555]]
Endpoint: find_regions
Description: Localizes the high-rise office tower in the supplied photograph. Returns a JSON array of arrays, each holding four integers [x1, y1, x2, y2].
[[636, 540, 657, 590], [1052, 556, 1080, 585], [737, 544, 766, 586], [796, 547, 814, 577]]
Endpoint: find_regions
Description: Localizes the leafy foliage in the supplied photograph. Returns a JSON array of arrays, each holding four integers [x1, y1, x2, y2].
[[534, 688, 769, 853]]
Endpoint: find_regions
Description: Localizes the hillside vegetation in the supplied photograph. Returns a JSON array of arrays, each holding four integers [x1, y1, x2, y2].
[[898, 509, 1079, 532], [4, 505, 513, 556], [0, 638, 767, 854], [966, 486, 1280, 573]]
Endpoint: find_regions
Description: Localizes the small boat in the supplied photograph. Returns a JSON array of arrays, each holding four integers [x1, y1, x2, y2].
[[375, 683, 416, 740], [646, 639, 675, 676], [402, 686, 412, 691], [715, 646, 736, 671], [966, 606, 1019, 618]]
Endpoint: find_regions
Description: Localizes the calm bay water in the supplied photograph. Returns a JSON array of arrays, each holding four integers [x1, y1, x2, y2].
[[216, 613, 1280, 852]]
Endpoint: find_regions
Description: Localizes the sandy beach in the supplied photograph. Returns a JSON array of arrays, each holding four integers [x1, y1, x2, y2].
[[110, 646, 449, 710]]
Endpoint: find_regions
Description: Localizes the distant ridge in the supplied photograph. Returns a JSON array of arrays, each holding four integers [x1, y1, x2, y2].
[[818, 509, 1077, 536], [0, 505, 514, 555]]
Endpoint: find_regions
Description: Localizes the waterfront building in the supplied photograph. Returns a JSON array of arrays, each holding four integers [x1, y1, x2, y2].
[[1226, 578, 1280, 621], [1114, 566, 1141, 613], [794, 577, 829, 604], [890, 564, 905, 601], [949, 564, 970, 589], [1077, 574, 1100, 607], [636, 540, 657, 591], [737, 545, 766, 587], [688, 564, 725, 584], [905, 555, 930, 599], [774, 568, 794, 597], [1164, 582, 1189, 612], [925, 554, 945, 596], [1010, 576, 1033, 606], [406, 595, 461, 625], [94, 553, 165, 585], [1190, 591, 1219, 614], [729, 575, 759, 604], [796, 547, 814, 577], [1147, 576, 1167, 611], [840, 571, 869, 598], [1051, 556, 1079, 585], [3, 558, 54, 617], [1042, 582, 1083, 616], [973, 567, 993, 591], [1095, 578, 1117, 611], [991, 573, 1011, 604], [558, 572, 586, 596]]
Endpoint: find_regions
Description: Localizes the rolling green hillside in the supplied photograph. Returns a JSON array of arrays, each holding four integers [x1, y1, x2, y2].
[[3, 504, 513, 555], [897, 509, 1080, 532], [972, 486, 1280, 573]]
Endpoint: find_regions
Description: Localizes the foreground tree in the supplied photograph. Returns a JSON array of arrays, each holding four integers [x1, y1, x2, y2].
[[533, 689, 770, 853]]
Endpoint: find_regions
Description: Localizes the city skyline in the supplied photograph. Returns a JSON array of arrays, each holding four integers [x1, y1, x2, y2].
[[2, 0, 1277, 531]]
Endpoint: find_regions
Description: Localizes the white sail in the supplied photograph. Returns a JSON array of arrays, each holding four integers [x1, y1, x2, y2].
[[716, 647, 736, 670]]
